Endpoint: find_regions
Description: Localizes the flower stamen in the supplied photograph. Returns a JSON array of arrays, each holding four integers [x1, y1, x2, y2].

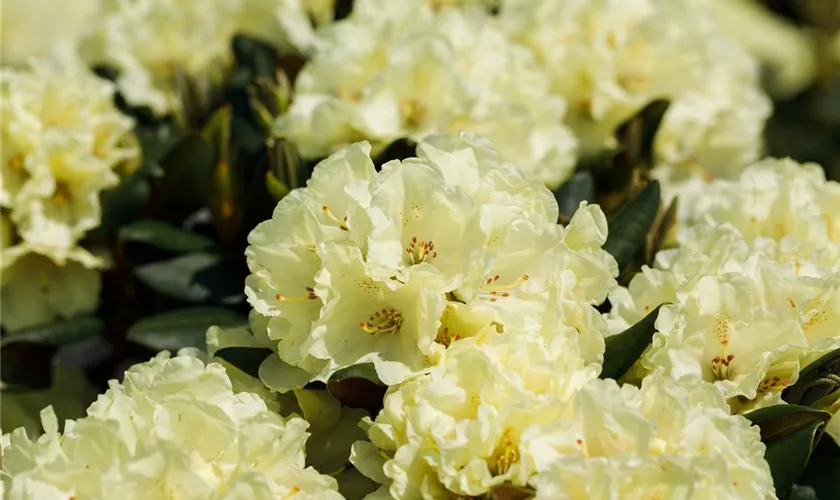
[[480, 274, 529, 302], [406, 236, 437, 265], [435, 327, 460, 348], [321, 205, 350, 231], [360, 308, 403, 335], [489, 429, 519, 476], [275, 287, 318, 302], [711, 353, 735, 381]]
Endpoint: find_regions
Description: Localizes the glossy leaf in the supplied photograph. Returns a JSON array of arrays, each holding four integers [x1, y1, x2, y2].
[[603, 180, 661, 272], [600, 304, 665, 381], [119, 219, 215, 254], [154, 132, 215, 209], [745, 403, 831, 496], [90, 165, 153, 237], [759, 415, 828, 497], [127, 307, 247, 352], [133, 252, 245, 304], [0, 317, 102, 392], [214, 347, 273, 379], [1, 316, 105, 348], [328, 363, 384, 386], [553, 171, 595, 223], [327, 364, 387, 414], [746, 404, 832, 444]]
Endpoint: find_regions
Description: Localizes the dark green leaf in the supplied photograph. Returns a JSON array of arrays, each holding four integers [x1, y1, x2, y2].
[[231, 35, 279, 80], [328, 363, 384, 386], [600, 304, 665, 380], [553, 171, 595, 223], [119, 219, 216, 254], [133, 252, 245, 304], [762, 417, 828, 497], [373, 138, 417, 170], [784, 348, 840, 410], [127, 307, 247, 352], [1, 316, 105, 347], [794, 455, 840, 500], [90, 166, 152, 237], [327, 363, 387, 413], [603, 180, 661, 271], [1, 318, 103, 391], [746, 404, 832, 444], [156, 132, 215, 207], [214, 347, 273, 378]]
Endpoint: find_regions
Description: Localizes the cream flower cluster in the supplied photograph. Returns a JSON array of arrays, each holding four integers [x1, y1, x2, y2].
[[0, 51, 137, 331], [351, 331, 775, 499], [275, 0, 578, 188], [83, 0, 318, 117], [495, 0, 771, 186], [279, 0, 770, 190], [0, 352, 343, 500], [608, 158, 840, 413], [244, 133, 617, 389]]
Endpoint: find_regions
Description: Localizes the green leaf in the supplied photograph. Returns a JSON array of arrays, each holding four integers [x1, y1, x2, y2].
[[127, 307, 247, 352], [603, 180, 661, 271], [745, 404, 831, 496], [1, 318, 103, 391], [553, 171, 595, 223], [327, 364, 387, 413], [214, 347, 273, 379], [119, 220, 215, 254], [600, 304, 665, 381], [746, 404, 832, 444], [133, 252, 245, 304], [90, 165, 152, 238], [763, 418, 828, 497], [794, 456, 840, 500], [784, 348, 840, 410], [373, 138, 416, 169], [1, 316, 105, 347], [328, 363, 384, 386]]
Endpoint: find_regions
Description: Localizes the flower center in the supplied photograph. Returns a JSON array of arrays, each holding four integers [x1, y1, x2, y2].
[[434, 326, 460, 348], [405, 236, 437, 265], [52, 181, 72, 206], [401, 99, 426, 130], [489, 430, 519, 476], [360, 307, 403, 335], [7, 153, 24, 170], [711, 353, 735, 381]]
